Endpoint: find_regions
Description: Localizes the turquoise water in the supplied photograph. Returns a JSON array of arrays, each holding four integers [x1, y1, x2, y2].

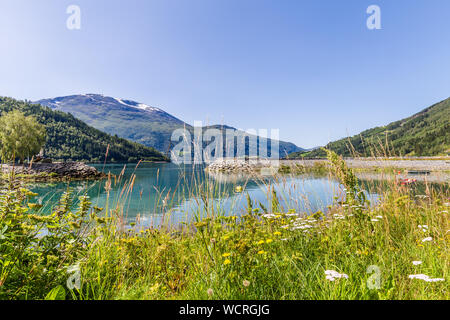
[[27, 163, 381, 226]]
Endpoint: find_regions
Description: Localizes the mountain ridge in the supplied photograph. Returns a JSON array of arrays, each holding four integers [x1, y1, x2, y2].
[[288, 97, 450, 158], [36, 94, 304, 156], [0, 96, 168, 162]]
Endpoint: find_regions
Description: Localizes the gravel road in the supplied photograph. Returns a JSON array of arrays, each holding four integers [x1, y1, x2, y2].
[[280, 159, 450, 171]]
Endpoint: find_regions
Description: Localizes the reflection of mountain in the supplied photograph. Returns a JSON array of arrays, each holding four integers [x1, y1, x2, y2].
[[29, 163, 447, 228], [206, 171, 257, 184]]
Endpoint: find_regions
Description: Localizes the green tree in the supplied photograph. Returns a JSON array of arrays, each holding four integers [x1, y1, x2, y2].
[[0, 110, 46, 163]]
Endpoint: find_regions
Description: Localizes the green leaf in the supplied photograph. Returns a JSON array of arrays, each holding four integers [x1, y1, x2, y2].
[[45, 285, 66, 300]]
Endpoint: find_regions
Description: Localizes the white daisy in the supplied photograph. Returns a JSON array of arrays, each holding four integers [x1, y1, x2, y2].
[[325, 270, 349, 281]]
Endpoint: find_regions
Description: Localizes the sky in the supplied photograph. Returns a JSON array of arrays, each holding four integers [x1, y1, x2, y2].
[[1, 0, 450, 148]]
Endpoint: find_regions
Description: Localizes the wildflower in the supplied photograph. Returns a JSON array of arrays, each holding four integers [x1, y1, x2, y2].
[[235, 186, 243, 193], [426, 278, 445, 282], [223, 259, 231, 265], [28, 203, 43, 210], [408, 274, 445, 282], [356, 249, 369, 256], [375, 215, 383, 219], [243, 280, 250, 287], [325, 270, 349, 281], [291, 224, 313, 231], [412, 261, 422, 265], [274, 231, 281, 236], [257, 250, 266, 255], [207, 288, 214, 296], [444, 203, 450, 207], [257, 240, 265, 245], [194, 221, 208, 228], [325, 275, 335, 281], [422, 237, 433, 242], [371, 219, 379, 222], [222, 253, 231, 258], [266, 239, 273, 244], [25, 190, 39, 197]]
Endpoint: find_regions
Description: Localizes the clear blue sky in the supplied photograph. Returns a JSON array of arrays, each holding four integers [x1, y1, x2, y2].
[[1, 0, 449, 148]]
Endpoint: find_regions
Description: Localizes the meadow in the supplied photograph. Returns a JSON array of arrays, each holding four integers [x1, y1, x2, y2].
[[0, 150, 448, 300]]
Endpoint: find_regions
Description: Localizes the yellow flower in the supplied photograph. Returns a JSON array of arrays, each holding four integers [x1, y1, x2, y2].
[[235, 186, 243, 193], [28, 203, 43, 210], [274, 232, 281, 236], [266, 239, 273, 244], [224, 259, 231, 265], [257, 250, 266, 255], [194, 221, 208, 228], [222, 253, 231, 257], [257, 240, 265, 245]]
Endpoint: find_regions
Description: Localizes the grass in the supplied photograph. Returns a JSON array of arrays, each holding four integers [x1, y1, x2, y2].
[[0, 151, 448, 300], [277, 161, 329, 175]]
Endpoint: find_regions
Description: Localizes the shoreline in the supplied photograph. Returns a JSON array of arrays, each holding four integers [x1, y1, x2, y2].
[[281, 158, 450, 171], [0, 162, 106, 182], [205, 158, 450, 174]]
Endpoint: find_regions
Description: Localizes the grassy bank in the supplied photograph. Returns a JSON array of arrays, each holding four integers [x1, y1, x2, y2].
[[0, 151, 448, 300]]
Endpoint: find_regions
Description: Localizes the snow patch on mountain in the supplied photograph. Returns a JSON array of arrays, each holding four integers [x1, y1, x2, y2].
[[114, 98, 162, 113]]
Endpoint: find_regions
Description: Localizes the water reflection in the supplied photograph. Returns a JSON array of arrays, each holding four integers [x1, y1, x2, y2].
[[27, 163, 447, 226]]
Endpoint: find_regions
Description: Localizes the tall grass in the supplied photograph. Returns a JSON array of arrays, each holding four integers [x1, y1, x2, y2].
[[0, 151, 448, 300]]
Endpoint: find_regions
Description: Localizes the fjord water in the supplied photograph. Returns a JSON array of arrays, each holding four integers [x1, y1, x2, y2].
[[27, 162, 441, 226], [27, 163, 341, 225]]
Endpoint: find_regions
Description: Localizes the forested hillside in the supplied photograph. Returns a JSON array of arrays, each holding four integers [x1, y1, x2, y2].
[[288, 97, 450, 158], [0, 97, 168, 162]]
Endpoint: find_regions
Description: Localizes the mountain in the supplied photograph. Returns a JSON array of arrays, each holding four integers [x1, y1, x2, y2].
[[0, 97, 168, 162], [36, 94, 184, 153], [288, 97, 450, 158], [36, 94, 304, 156]]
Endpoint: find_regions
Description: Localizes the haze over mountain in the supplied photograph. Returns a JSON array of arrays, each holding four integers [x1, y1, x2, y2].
[[36, 94, 304, 156], [288, 97, 450, 158]]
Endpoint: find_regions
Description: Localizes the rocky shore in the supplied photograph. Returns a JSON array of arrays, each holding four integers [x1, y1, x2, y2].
[[205, 158, 450, 174], [1, 162, 106, 181], [205, 160, 259, 173]]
